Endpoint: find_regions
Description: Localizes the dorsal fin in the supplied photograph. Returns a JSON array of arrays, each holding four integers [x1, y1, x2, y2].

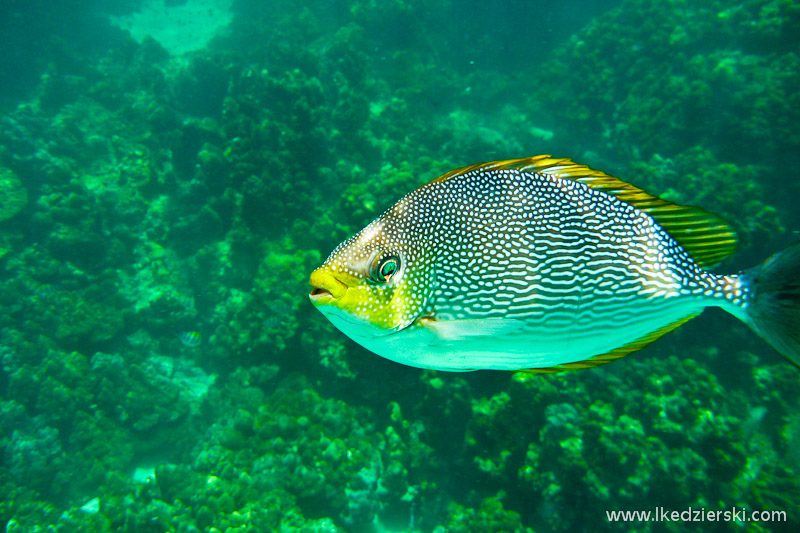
[[518, 311, 701, 374], [431, 156, 738, 269]]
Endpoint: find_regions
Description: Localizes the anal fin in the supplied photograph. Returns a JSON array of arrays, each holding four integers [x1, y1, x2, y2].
[[519, 312, 701, 374]]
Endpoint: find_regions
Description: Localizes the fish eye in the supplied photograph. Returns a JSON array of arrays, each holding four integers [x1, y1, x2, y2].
[[369, 253, 401, 283]]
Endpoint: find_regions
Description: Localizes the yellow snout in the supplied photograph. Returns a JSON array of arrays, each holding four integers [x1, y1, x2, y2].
[[309, 267, 350, 302]]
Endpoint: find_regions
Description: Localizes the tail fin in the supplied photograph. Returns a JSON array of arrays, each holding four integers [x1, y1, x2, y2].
[[743, 242, 800, 368]]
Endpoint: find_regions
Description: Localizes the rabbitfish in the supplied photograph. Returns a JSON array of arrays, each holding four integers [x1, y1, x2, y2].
[[309, 156, 800, 372]]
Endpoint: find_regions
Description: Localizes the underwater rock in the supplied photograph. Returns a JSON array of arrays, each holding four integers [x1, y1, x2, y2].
[[51, 293, 125, 344], [4, 421, 63, 489], [88, 349, 212, 457], [343, 455, 389, 527], [79, 497, 100, 514]]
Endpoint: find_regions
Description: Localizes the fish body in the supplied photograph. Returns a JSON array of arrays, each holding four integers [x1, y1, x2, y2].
[[309, 156, 800, 372]]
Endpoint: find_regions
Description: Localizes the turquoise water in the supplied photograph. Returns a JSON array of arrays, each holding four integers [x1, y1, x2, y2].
[[1, 0, 799, 531]]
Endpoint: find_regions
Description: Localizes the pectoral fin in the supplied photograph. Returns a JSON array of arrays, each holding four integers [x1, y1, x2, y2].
[[417, 316, 525, 342]]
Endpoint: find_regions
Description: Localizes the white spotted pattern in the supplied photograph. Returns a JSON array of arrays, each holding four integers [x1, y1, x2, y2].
[[315, 167, 749, 370]]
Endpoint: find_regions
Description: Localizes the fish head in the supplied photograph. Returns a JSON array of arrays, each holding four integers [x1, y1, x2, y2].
[[309, 209, 433, 341]]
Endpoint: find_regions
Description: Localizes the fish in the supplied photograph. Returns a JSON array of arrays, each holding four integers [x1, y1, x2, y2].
[[262, 300, 293, 329], [309, 156, 800, 372], [177, 331, 202, 348]]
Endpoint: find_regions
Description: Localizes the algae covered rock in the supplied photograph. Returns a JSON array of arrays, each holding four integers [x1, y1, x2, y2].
[[0, 166, 27, 221]]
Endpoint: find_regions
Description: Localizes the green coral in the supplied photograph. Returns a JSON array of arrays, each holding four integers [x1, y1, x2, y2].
[[439, 494, 533, 533], [626, 148, 785, 260], [0, 0, 799, 531], [0, 167, 27, 221]]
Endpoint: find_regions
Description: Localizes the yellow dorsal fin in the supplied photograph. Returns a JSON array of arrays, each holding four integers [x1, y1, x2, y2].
[[432, 156, 738, 269], [518, 311, 701, 374]]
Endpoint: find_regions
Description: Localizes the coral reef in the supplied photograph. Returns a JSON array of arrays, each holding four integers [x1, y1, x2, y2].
[[0, 167, 27, 222], [0, 0, 798, 531]]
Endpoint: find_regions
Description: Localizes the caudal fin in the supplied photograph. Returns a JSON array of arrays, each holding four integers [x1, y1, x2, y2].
[[743, 242, 800, 367]]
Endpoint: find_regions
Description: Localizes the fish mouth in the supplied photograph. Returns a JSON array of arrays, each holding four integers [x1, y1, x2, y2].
[[309, 267, 349, 301], [309, 287, 333, 300]]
